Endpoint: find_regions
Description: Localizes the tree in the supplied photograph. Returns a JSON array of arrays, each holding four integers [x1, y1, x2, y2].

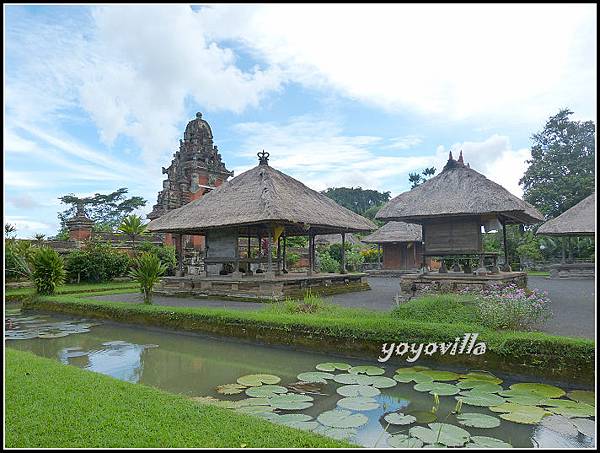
[[408, 167, 436, 188], [118, 214, 148, 255], [519, 109, 595, 219], [321, 187, 391, 215], [57, 188, 146, 234]]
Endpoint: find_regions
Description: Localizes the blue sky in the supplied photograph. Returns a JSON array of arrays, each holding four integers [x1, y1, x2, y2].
[[4, 4, 597, 237]]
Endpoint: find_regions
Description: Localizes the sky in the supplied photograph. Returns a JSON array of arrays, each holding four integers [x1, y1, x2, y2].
[[4, 4, 597, 237]]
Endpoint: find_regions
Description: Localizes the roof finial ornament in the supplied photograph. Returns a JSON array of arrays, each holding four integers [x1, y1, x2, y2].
[[458, 150, 464, 165], [449, 150, 454, 161], [76, 201, 86, 217], [196, 112, 203, 119], [258, 150, 270, 166]]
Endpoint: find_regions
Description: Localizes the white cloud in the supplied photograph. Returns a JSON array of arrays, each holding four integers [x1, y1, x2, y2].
[[200, 4, 596, 123]]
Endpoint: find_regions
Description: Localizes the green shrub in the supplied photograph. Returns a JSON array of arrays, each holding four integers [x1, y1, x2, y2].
[[285, 251, 300, 267], [280, 292, 329, 314], [4, 240, 34, 280], [345, 248, 365, 271], [328, 243, 351, 262], [31, 247, 66, 295], [318, 250, 340, 273], [360, 247, 380, 263], [129, 252, 168, 304], [138, 241, 177, 275], [391, 294, 480, 325], [65, 241, 131, 283]]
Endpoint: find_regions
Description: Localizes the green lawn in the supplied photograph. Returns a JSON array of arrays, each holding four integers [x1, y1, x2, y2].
[[24, 292, 595, 383], [5, 349, 353, 448], [5, 281, 138, 298], [527, 271, 551, 277]]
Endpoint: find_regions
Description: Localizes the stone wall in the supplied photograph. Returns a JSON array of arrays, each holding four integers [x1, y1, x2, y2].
[[549, 263, 595, 279]]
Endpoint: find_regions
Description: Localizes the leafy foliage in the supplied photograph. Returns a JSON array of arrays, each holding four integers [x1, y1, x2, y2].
[[317, 250, 340, 273], [65, 240, 131, 283], [117, 214, 148, 254], [408, 167, 436, 188], [129, 252, 168, 304], [138, 241, 177, 276], [520, 109, 595, 219], [321, 187, 391, 215], [30, 247, 66, 295]]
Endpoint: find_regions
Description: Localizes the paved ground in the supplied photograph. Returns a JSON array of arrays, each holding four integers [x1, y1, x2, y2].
[[91, 276, 595, 339]]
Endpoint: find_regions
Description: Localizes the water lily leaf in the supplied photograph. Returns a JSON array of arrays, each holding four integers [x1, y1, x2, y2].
[[284, 420, 319, 431], [297, 371, 335, 384], [547, 404, 595, 418], [38, 332, 70, 339], [395, 366, 430, 374], [286, 381, 325, 394], [456, 392, 506, 407], [234, 397, 271, 407], [457, 380, 502, 393], [418, 370, 460, 381], [245, 385, 288, 398], [316, 362, 352, 372], [313, 425, 357, 440], [384, 412, 417, 425], [264, 413, 313, 424], [388, 434, 424, 448], [409, 423, 470, 447], [317, 409, 369, 429], [468, 436, 513, 448], [369, 376, 397, 388], [499, 411, 549, 425], [459, 372, 503, 385], [269, 393, 313, 410], [237, 374, 281, 387], [490, 402, 550, 424], [348, 365, 385, 376], [337, 397, 379, 411], [333, 373, 375, 385], [456, 413, 501, 428], [539, 414, 578, 436], [337, 384, 381, 397], [236, 405, 275, 415], [215, 384, 247, 395], [499, 390, 546, 406], [414, 382, 460, 396], [393, 372, 434, 384], [405, 410, 437, 423], [509, 383, 565, 398], [567, 390, 595, 406], [571, 418, 595, 437]]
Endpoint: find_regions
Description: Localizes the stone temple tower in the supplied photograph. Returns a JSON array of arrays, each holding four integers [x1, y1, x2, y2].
[[148, 112, 233, 250]]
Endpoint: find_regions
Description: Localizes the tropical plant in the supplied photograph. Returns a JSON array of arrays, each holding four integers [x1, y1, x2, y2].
[[30, 247, 66, 295], [138, 241, 177, 275], [64, 240, 131, 283], [318, 250, 340, 273], [129, 252, 167, 304], [5, 240, 34, 281], [118, 214, 148, 255], [345, 248, 365, 271], [409, 167, 437, 188]]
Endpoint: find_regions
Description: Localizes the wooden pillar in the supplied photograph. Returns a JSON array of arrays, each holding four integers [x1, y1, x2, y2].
[[267, 228, 273, 274], [501, 220, 511, 272], [341, 232, 347, 274], [257, 233, 262, 271], [276, 235, 282, 275], [567, 236, 573, 263], [282, 235, 288, 273]]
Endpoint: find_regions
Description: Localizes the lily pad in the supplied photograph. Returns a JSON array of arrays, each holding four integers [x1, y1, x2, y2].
[[317, 409, 369, 429], [236, 405, 275, 415], [388, 434, 424, 448], [414, 382, 460, 396], [235, 397, 271, 407], [539, 414, 578, 436], [316, 362, 352, 372], [245, 385, 288, 398], [297, 371, 335, 384], [418, 370, 460, 381], [395, 366, 430, 373], [571, 418, 595, 437], [337, 397, 379, 411], [459, 372, 503, 385], [469, 436, 513, 448], [269, 393, 313, 410], [384, 412, 417, 425], [313, 426, 357, 440], [456, 413, 501, 428], [286, 381, 325, 394], [499, 390, 546, 406], [348, 365, 385, 376], [509, 383, 565, 398], [456, 392, 506, 407], [567, 390, 595, 406], [215, 383, 247, 395], [405, 410, 437, 424], [265, 413, 313, 424], [333, 373, 375, 385], [457, 381, 502, 393], [547, 404, 595, 418], [489, 402, 550, 424], [237, 374, 281, 387], [393, 372, 434, 384], [337, 384, 381, 398], [369, 376, 397, 388], [409, 423, 470, 447]]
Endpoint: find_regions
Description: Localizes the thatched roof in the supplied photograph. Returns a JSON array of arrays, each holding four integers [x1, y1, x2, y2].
[[147, 153, 376, 235], [376, 152, 544, 225], [537, 193, 595, 236], [362, 221, 422, 244]]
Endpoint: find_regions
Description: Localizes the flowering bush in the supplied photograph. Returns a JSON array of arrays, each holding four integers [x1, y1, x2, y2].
[[473, 283, 552, 331]]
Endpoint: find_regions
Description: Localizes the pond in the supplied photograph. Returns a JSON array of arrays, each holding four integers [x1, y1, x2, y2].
[[5, 307, 596, 448]]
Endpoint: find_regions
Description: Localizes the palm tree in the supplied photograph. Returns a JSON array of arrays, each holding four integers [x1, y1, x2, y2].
[[129, 252, 167, 304], [118, 214, 147, 256]]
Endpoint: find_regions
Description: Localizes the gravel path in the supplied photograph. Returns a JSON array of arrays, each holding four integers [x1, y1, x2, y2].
[[90, 276, 595, 339]]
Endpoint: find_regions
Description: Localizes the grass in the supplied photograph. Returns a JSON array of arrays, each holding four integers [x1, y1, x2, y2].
[[390, 294, 481, 325], [5, 349, 353, 448], [5, 281, 138, 298], [527, 271, 551, 277], [24, 292, 595, 383]]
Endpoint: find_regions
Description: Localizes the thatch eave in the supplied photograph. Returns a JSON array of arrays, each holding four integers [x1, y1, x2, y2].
[[537, 193, 596, 236]]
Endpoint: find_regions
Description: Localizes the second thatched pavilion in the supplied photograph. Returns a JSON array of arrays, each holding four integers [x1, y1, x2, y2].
[[376, 151, 544, 295], [147, 151, 376, 300]]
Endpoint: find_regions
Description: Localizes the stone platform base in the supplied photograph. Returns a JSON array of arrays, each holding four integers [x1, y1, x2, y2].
[[549, 263, 595, 279], [399, 271, 527, 298], [365, 269, 419, 278], [154, 272, 370, 301]]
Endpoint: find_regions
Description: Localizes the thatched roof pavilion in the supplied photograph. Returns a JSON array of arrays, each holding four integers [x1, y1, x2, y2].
[[148, 151, 375, 277], [362, 221, 422, 244], [376, 152, 544, 273], [537, 193, 595, 236], [376, 152, 543, 225]]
